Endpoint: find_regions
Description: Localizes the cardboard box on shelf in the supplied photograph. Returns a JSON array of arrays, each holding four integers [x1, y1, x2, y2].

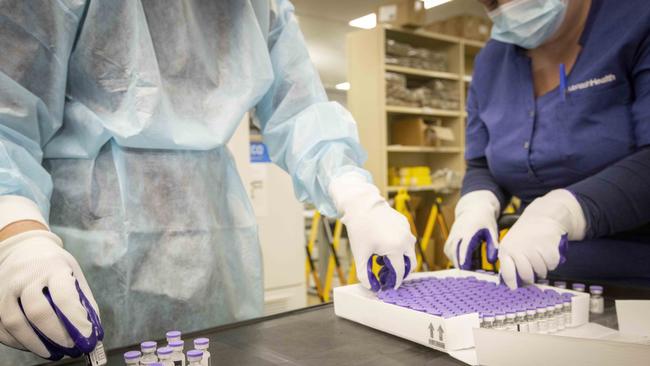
[[424, 15, 492, 42], [392, 117, 435, 146], [391, 117, 455, 147], [378, 0, 426, 28]]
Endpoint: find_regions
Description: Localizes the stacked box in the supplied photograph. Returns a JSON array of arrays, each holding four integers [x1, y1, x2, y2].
[[386, 39, 449, 72], [377, 0, 426, 28], [424, 15, 492, 42], [386, 73, 459, 110]]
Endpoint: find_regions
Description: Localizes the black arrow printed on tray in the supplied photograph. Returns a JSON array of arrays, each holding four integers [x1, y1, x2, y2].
[[437, 325, 444, 341], [428, 323, 435, 338]]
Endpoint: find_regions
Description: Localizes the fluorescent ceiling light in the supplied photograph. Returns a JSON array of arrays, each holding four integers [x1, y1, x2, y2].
[[349, 13, 376, 29], [335, 82, 350, 91], [422, 0, 452, 9]]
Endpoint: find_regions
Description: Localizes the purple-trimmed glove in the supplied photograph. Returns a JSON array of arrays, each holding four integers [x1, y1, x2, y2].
[[0, 230, 103, 360], [499, 189, 587, 289], [366, 255, 413, 292], [329, 172, 417, 291], [444, 190, 501, 269]]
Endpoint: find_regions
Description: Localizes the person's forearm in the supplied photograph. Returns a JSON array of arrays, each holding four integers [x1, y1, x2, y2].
[[569, 147, 650, 238], [462, 157, 511, 210]]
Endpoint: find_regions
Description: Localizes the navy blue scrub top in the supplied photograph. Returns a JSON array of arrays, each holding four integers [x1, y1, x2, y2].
[[463, 0, 650, 282], [466, 0, 650, 205]]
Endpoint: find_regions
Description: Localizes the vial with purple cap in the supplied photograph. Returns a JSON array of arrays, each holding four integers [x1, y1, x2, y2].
[[166, 330, 182, 344], [562, 294, 573, 327], [536, 306, 548, 334], [482, 313, 495, 329], [193, 338, 211, 366], [554, 301, 565, 331], [589, 285, 604, 314], [546, 303, 557, 333], [157, 347, 174, 366], [186, 350, 203, 366], [124, 351, 141, 365], [494, 312, 506, 330], [515, 310, 526, 332], [571, 283, 586, 292], [168, 340, 185, 366], [504, 311, 517, 331], [524, 307, 537, 333], [140, 341, 159, 364]]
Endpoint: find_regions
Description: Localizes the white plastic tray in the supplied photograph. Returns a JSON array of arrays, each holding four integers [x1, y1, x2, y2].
[[333, 269, 590, 353]]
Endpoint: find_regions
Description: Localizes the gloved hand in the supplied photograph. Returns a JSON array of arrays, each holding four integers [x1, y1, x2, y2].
[[329, 172, 416, 291], [443, 190, 501, 269], [498, 189, 587, 289], [0, 196, 103, 361]]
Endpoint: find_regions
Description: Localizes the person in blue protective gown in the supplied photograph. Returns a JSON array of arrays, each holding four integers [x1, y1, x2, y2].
[[445, 0, 650, 289], [0, 1, 417, 363]]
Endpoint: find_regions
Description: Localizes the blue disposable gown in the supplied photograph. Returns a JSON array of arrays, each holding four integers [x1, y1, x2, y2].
[[0, 0, 369, 362]]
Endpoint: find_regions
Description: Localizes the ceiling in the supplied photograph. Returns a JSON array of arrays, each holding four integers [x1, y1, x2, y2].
[[290, 0, 488, 89], [291, 0, 387, 24]]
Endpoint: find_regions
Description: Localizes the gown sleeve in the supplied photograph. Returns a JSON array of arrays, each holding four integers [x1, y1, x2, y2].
[[254, 0, 371, 217], [0, 1, 86, 219]]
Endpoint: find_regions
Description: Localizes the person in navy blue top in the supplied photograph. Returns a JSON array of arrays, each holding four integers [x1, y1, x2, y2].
[[444, 0, 650, 288]]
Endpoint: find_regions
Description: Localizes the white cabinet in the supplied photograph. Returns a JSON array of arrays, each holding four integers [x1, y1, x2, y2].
[[228, 116, 307, 315]]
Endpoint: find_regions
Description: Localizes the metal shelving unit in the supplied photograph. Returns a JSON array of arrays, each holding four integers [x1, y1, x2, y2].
[[347, 25, 483, 197]]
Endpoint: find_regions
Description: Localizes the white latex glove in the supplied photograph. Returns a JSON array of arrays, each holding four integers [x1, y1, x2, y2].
[[443, 190, 501, 269], [329, 172, 416, 291], [499, 189, 587, 289], [0, 196, 103, 360]]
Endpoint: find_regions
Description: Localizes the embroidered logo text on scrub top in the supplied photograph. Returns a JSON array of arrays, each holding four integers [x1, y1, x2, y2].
[[567, 74, 617, 92]]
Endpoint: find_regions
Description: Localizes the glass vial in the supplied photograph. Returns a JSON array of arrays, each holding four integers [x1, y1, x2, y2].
[[589, 285, 604, 314]]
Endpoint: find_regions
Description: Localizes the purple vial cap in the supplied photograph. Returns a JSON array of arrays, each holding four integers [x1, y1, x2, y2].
[[187, 350, 203, 357], [169, 340, 184, 348], [157, 347, 173, 355], [150, 363, 163, 366], [124, 351, 141, 360], [141, 341, 157, 350], [554, 281, 567, 288], [572, 283, 586, 290], [589, 285, 603, 293], [194, 337, 209, 346], [166, 330, 181, 339]]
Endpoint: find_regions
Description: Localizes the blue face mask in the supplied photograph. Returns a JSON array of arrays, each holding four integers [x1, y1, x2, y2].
[[488, 0, 568, 49]]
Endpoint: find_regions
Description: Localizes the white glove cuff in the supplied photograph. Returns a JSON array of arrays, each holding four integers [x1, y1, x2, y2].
[[455, 190, 501, 220], [0, 195, 48, 231], [529, 189, 587, 241], [0, 230, 63, 252], [328, 171, 382, 216]]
